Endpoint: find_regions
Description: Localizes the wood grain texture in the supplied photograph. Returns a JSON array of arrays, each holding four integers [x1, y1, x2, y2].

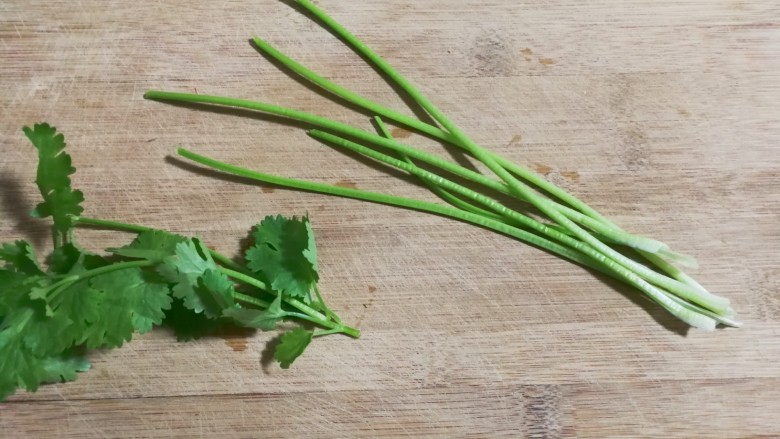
[[1, 0, 779, 437]]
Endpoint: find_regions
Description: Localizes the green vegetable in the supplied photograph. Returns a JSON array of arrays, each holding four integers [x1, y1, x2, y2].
[[23, 123, 84, 240], [145, 0, 738, 330], [275, 327, 313, 369], [0, 124, 358, 401]]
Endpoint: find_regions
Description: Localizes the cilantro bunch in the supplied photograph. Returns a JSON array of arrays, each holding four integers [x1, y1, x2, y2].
[[0, 123, 358, 401]]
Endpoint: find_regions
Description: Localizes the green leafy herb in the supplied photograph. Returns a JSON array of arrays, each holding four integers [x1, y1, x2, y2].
[[223, 293, 284, 330], [109, 229, 188, 263], [158, 239, 233, 319], [275, 327, 313, 369], [0, 241, 43, 275], [0, 124, 359, 402], [245, 215, 319, 300], [23, 123, 84, 238]]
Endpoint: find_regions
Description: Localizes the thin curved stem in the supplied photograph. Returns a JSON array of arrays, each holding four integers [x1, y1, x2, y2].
[[290, 0, 730, 316], [144, 91, 661, 254], [260, 4, 611, 223], [307, 129, 726, 317], [252, 34, 708, 271], [373, 116, 502, 220], [219, 267, 360, 338], [45, 260, 156, 301], [175, 146, 727, 329], [234, 292, 270, 309], [176, 147, 610, 274]]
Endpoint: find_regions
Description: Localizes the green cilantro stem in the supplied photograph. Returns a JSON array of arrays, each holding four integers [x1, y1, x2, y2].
[[218, 267, 360, 338], [64, 259, 155, 281], [207, 250, 247, 276], [71, 216, 152, 234], [233, 292, 270, 309], [73, 215, 255, 277], [44, 260, 155, 301], [312, 283, 338, 323], [312, 328, 343, 337]]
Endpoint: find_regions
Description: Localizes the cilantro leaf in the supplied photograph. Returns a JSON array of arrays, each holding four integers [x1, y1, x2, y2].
[[40, 350, 91, 386], [80, 267, 173, 348], [23, 277, 101, 355], [223, 294, 284, 331], [47, 243, 107, 275], [199, 268, 236, 312], [158, 239, 235, 318], [0, 310, 91, 400], [109, 230, 188, 263], [0, 269, 44, 320], [245, 215, 319, 299], [0, 241, 43, 275], [274, 328, 313, 369], [23, 123, 84, 233], [162, 298, 228, 341], [303, 218, 318, 273]]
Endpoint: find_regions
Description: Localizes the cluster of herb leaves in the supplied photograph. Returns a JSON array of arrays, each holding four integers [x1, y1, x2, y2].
[[0, 123, 358, 401]]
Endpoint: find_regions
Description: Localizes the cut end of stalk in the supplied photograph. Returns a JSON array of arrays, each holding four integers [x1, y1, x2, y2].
[[676, 272, 709, 294], [630, 237, 668, 254], [656, 248, 700, 269], [718, 316, 744, 328], [684, 313, 718, 331], [251, 36, 267, 48]]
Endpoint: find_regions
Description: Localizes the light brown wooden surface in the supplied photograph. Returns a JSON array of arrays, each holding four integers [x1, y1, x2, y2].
[[1, 1, 779, 437]]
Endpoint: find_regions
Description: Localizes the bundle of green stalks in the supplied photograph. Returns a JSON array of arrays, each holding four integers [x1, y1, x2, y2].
[[145, 0, 739, 331]]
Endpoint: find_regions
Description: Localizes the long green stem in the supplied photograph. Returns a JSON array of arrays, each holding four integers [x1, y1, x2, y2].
[[234, 292, 270, 308], [307, 129, 728, 318], [176, 147, 612, 273], [145, 85, 728, 326], [373, 116, 502, 221], [175, 147, 730, 329], [143, 91, 661, 254], [72, 216, 153, 233], [292, 0, 731, 318], [253, 35, 702, 272], [312, 128, 664, 252], [262, 4, 613, 224]]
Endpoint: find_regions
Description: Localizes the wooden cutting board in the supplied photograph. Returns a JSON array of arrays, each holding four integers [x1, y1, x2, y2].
[[1, 1, 778, 437]]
